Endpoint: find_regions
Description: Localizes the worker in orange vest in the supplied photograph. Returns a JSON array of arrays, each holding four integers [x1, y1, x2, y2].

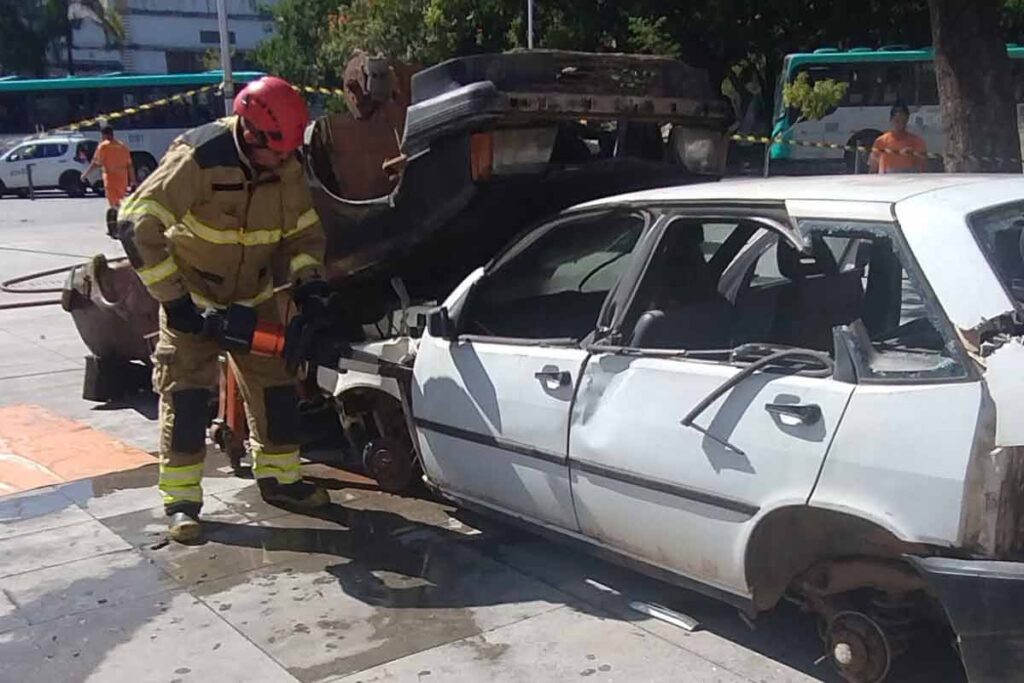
[[82, 125, 136, 237]]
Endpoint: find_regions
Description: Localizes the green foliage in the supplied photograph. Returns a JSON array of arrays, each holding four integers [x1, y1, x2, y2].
[[626, 16, 680, 57], [782, 71, 849, 121], [254, 0, 341, 86], [250, 0, 1023, 134], [0, 0, 50, 75]]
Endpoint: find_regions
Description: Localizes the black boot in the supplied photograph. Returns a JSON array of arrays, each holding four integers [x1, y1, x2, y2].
[[105, 208, 119, 239], [258, 479, 330, 510], [165, 502, 202, 543]]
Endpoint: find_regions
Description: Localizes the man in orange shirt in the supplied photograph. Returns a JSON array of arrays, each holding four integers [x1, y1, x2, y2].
[[869, 104, 928, 174], [82, 125, 135, 236]]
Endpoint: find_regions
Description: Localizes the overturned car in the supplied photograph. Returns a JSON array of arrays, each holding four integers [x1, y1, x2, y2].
[[305, 49, 732, 332]]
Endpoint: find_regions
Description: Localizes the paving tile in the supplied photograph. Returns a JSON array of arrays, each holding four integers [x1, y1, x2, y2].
[[0, 587, 29, 633], [327, 605, 747, 683], [466, 529, 826, 683], [57, 461, 252, 521], [0, 405, 155, 495], [101, 499, 318, 586], [335, 489, 480, 537], [210, 477, 365, 523], [0, 549, 178, 625], [0, 518, 130, 579], [192, 527, 569, 682], [0, 590, 299, 683], [0, 485, 92, 541]]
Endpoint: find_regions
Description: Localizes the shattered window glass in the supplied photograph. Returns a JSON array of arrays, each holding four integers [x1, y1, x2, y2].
[[798, 221, 966, 381], [968, 202, 1024, 303]]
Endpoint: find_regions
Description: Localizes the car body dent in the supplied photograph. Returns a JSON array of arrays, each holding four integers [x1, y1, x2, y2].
[[570, 350, 856, 595]]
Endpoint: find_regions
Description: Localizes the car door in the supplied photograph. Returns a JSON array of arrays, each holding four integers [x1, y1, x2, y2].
[[2, 143, 36, 189], [412, 209, 650, 530], [568, 212, 857, 597], [38, 143, 67, 186]]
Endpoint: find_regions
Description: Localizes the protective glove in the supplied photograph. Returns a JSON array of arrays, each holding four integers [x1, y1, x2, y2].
[[283, 313, 351, 374], [292, 279, 340, 323], [162, 295, 204, 335]]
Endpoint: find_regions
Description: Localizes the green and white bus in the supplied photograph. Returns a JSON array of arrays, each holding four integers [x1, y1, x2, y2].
[[769, 45, 1024, 173], [0, 70, 263, 180]]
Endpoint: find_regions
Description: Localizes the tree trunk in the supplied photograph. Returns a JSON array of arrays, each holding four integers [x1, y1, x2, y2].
[[64, 13, 74, 75], [928, 0, 1020, 172]]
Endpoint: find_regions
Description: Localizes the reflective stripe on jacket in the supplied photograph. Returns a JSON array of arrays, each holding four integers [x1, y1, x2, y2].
[[118, 116, 325, 306]]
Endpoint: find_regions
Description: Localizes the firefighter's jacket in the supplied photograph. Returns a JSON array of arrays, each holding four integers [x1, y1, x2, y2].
[[118, 116, 325, 309]]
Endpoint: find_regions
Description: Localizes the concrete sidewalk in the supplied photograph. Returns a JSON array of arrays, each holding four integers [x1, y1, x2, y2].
[[1, 457, 831, 683]]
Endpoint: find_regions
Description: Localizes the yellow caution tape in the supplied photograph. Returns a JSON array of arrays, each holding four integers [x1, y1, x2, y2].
[[49, 80, 1018, 167], [61, 85, 219, 133], [732, 132, 1022, 166]]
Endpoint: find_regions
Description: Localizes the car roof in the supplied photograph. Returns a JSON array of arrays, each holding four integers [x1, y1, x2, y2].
[[579, 174, 1024, 210], [12, 135, 87, 145]]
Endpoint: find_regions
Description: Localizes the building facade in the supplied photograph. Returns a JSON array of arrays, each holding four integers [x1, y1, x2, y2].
[[69, 0, 276, 74]]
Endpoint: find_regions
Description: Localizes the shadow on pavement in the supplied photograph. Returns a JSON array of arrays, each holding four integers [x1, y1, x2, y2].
[[204, 497, 966, 683], [91, 390, 159, 420]]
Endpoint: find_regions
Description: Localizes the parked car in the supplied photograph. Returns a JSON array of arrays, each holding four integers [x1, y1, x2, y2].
[[0, 134, 102, 198], [404, 175, 1024, 683]]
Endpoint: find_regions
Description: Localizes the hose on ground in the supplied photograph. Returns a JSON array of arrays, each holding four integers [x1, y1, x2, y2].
[[1, 262, 78, 294], [0, 298, 62, 310], [0, 256, 127, 310]]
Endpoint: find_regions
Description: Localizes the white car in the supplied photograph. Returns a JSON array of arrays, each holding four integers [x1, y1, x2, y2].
[[408, 175, 1024, 682], [0, 134, 101, 198]]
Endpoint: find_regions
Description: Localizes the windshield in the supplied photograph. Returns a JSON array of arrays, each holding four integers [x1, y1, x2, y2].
[[969, 201, 1024, 304]]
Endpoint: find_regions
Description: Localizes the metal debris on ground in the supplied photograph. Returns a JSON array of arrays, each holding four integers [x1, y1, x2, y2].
[[628, 601, 700, 632]]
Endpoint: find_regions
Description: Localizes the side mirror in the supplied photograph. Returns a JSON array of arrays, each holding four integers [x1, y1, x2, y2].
[[427, 306, 456, 340]]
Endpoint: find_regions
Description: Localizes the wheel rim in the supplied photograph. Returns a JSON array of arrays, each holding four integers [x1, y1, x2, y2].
[[828, 611, 892, 683]]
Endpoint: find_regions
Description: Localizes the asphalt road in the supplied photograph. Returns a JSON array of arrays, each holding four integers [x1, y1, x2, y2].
[[0, 196, 967, 683]]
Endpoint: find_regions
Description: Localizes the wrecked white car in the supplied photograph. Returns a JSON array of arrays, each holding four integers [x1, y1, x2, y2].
[[408, 175, 1024, 682]]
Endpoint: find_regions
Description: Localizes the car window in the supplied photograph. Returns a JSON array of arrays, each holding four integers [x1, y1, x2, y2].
[[76, 141, 97, 162], [625, 216, 963, 379], [968, 201, 1024, 302], [462, 211, 646, 340], [7, 144, 39, 161], [42, 144, 67, 158]]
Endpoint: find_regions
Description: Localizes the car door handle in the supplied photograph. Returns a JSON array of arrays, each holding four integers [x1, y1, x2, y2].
[[534, 369, 571, 387], [765, 402, 821, 424]]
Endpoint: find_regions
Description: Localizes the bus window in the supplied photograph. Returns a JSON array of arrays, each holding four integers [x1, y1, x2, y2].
[[33, 95, 72, 130], [915, 62, 939, 106], [846, 66, 869, 106], [881, 65, 907, 105], [0, 95, 29, 134], [1012, 61, 1024, 103]]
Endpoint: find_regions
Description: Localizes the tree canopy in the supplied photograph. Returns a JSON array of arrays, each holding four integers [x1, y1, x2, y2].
[[253, 0, 1024, 129], [0, 0, 124, 76]]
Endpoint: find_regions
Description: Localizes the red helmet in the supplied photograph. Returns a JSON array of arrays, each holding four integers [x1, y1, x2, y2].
[[233, 76, 309, 153]]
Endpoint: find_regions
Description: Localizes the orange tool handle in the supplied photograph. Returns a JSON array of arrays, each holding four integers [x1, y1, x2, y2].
[[250, 320, 287, 357]]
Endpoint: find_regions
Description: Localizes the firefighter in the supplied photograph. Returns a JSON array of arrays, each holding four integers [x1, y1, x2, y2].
[[116, 76, 334, 542]]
